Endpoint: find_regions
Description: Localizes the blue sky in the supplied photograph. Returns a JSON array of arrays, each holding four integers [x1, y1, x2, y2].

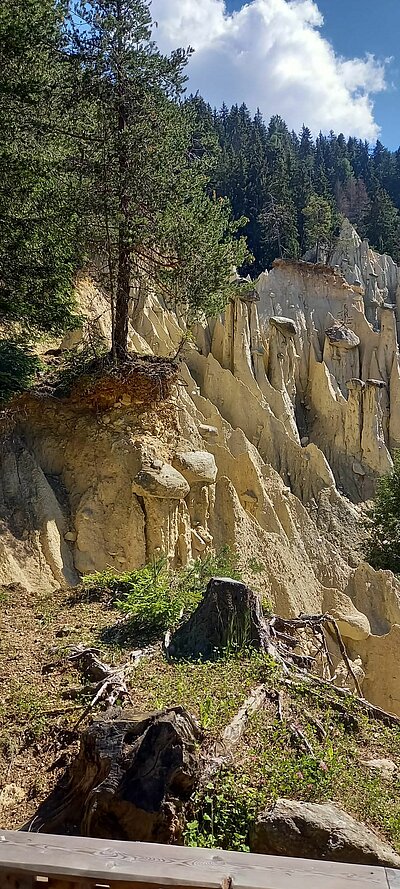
[[309, 0, 399, 148], [152, 0, 399, 148]]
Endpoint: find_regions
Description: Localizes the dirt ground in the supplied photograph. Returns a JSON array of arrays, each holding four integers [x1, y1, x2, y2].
[[0, 581, 123, 828]]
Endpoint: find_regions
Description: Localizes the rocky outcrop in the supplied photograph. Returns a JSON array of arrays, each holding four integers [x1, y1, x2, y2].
[[0, 438, 78, 591], [256, 251, 399, 498], [3, 223, 400, 715], [250, 799, 400, 868], [329, 218, 400, 321]]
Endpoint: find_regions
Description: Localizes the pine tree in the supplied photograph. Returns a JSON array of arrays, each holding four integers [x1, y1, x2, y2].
[[302, 194, 333, 261], [259, 116, 299, 264], [68, 0, 247, 359], [0, 0, 80, 338], [366, 188, 400, 261], [366, 451, 400, 573]]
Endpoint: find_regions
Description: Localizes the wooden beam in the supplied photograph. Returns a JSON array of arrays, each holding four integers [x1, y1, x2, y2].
[[0, 830, 391, 889], [2, 873, 33, 888]]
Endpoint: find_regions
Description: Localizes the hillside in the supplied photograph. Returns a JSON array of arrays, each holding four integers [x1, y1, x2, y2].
[[193, 100, 400, 273], [1, 220, 400, 862]]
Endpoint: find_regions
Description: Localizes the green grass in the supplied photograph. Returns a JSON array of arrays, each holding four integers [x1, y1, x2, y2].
[[80, 555, 400, 854], [183, 679, 400, 852], [2, 564, 400, 851], [107, 644, 400, 853]]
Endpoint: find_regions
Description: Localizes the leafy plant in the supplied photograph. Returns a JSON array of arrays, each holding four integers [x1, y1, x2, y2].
[[185, 772, 259, 851], [84, 546, 242, 642], [0, 340, 42, 403], [365, 450, 400, 573]]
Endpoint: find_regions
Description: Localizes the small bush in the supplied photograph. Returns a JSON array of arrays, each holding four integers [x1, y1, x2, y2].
[[365, 451, 400, 573], [84, 546, 242, 642], [0, 340, 42, 403], [185, 772, 259, 851]]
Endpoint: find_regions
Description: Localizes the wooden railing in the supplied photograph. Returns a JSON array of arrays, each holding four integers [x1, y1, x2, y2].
[[0, 830, 398, 888]]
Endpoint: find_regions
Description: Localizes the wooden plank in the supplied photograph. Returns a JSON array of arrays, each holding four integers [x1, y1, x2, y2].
[[0, 831, 389, 889], [386, 869, 400, 888], [2, 872, 33, 888]]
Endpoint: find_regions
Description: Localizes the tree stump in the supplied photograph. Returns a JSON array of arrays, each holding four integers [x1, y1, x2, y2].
[[26, 706, 201, 843], [166, 576, 272, 660]]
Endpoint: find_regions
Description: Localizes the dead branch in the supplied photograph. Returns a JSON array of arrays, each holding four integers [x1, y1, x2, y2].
[[67, 645, 155, 728], [68, 646, 111, 682], [303, 709, 327, 741], [324, 614, 363, 696], [72, 671, 133, 729], [283, 674, 400, 727], [288, 721, 314, 756], [221, 685, 268, 750], [270, 612, 362, 693], [277, 691, 284, 722]]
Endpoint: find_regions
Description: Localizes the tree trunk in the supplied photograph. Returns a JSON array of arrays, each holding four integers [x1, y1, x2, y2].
[[25, 707, 201, 842], [166, 577, 273, 660], [113, 0, 131, 362], [114, 222, 131, 360]]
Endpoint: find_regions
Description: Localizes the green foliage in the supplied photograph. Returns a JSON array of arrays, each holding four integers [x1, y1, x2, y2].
[[183, 681, 400, 853], [84, 546, 242, 641], [302, 194, 334, 259], [0, 341, 42, 403], [66, 0, 249, 356], [365, 187, 400, 263], [0, 0, 80, 337], [185, 773, 259, 851], [192, 100, 400, 272], [365, 451, 400, 573]]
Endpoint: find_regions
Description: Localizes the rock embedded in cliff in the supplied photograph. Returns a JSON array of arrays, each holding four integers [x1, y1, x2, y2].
[[132, 464, 190, 499], [325, 326, 360, 349], [250, 799, 400, 868], [347, 379, 364, 391], [361, 758, 397, 781], [27, 707, 201, 842], [270, 316, 297, 337], [173, 451, 218, 485], [323, 589, 371, 641], [366, 379, 387, 389], [198, 423, 219, 441]]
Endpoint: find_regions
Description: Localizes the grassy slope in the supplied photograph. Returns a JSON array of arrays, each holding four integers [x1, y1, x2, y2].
[[0, 581, 400, 852]]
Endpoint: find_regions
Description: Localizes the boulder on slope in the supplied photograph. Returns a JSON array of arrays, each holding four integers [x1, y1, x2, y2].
[[250, 799, 400, 868]]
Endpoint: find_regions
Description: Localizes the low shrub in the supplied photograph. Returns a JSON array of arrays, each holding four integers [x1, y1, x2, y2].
[[0, 340, 42, 403], [83, 546, 242, 642]]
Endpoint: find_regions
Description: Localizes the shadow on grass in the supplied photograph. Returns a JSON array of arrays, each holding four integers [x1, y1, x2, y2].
[[65, 585, 110, 607], [97, 616, 164, 650]]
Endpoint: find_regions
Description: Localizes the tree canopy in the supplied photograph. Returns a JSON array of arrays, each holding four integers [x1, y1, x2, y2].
[[2, 0, 400, 387], [66, 0, 248, 358], [0, 0, 81, 337], [191, 100, 400, 273], [365, 452, 400, 574], [0, 0, 248, 370]]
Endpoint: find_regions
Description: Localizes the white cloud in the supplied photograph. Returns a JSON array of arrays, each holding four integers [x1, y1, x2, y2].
[[151, 0, 387, 141]]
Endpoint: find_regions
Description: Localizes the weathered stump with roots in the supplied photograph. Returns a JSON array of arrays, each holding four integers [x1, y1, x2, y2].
[[166, 576, 273, 660], [26, 706, 201, 843]]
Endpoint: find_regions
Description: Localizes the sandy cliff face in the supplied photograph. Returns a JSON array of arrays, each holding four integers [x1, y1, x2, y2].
[[2, 222, 400, 714]]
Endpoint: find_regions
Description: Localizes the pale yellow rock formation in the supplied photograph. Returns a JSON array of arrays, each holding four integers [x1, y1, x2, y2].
[[2, 226, 400, 714]]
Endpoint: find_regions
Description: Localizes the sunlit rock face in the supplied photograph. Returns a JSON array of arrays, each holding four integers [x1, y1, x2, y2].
[[2, 220, 400, 715]]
